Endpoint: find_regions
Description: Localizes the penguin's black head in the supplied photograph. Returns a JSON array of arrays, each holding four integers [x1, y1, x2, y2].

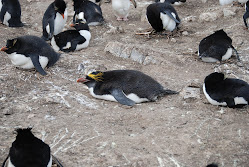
[[54, 0, 66, 18], [206, 163, 218, 167], [1, 38, 19, 54], [77, 71, 104, 87], [214, 29, 227, 36], [71, 19, 90, 31], [15, 128, 35, 142], [204, 72, 225, 85]]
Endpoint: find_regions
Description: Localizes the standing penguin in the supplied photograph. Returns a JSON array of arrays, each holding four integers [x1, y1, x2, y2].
[[73, 0, 104, 26], [203, 72, 249, 108], [51, 20, 91, 52], [146, 1, 180, 32], [112, 0, 137, 21], [243, 1, 249, 27], [2, 128, 63, 167], [77, 70, 178, 106], [198, 29, 239, 63], [1, 35, 60, 76], [155, 0, 186, 6], [42, 0, 67, 41], [0, 0, 23, 27]]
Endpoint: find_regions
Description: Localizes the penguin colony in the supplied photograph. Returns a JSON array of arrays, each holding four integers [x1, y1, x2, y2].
[[0, 0, 249, 166]]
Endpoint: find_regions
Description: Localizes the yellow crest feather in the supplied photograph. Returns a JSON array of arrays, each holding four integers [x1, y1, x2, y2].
[[88, 72, 104, 82]]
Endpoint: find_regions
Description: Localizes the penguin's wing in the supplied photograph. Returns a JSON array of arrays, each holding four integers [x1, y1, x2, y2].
[[110, 89, 136, 106], [162, 10, 180, 24], [1, 155, 9, 167], [243, 12, 249, 27], [52, 154, 64, 167], [0, 7, 7, 22], [28, 54, 47, 76]]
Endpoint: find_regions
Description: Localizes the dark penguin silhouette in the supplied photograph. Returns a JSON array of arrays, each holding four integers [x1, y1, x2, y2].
[[51, 20, 91, 52], [72, 0, 104, 26], [77, 70, 178, 106], [243, 1, 249, 28], [203, 72, 249, 108], [206, 164, 218, 167], [42, 0, 67, 41], [0, 0, 23, 27], [155, 0, 186, 5], [198, 29, 239, 63], [1, 35, 60, 76], [146, 1, 180, 32], [1, 128, 64, 167]]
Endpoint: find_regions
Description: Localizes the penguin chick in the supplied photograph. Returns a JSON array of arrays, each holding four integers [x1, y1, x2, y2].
[[51, 20, 91, 52], [146, 1, 180, 32], [198, 29, 239, 63], [73, 0, 104, 26], [1, 35, 60, 76], [112, 0, 137, 21], [219, 0, 235, 5], [42, 0, 67, 41], [1, 128, 64, 167], [0, 0, 23, 27], [243, 1, 249, 27], [77, 70, 178, 106], [155, 0, 186, 6], [203, 72, 249, 108]]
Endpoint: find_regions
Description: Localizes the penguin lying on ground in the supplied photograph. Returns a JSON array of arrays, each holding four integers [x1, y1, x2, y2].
[[198, 29, 239, 62], [77, 70, 178, 106], [112, 0, 137, 21], [51, 19, 91, 52], [203, 72, 249, 108], [2, 128, 63, 167], [0, 0, 23, 27], [42, 0, 67, 41], [1, 35, 60, 76], [155, 0, 186, 5], [243, 1, 249, 28], [146, 1, 180, 32], [72, 0, 104, 26]]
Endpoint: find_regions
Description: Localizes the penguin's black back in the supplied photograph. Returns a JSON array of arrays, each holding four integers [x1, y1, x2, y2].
[[91, 70, 167, 100], [42, 2, 56, 39], [199, 29, 233, 61], [146, 2, 179, 32], [73, 0, 104, 24], [0, 0, 23, 27], [6, 35, 60, 67], [9, 128, 51, 167], [204, 72, 249, 107]]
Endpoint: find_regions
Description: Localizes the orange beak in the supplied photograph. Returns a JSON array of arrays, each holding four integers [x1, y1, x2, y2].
[[70, 23, 75, 27], [77, 78, 89, 83], [61, 13, 64, 19], [0, 46, 7, 51]]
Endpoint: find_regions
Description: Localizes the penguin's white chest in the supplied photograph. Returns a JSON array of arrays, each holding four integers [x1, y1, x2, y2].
[[219, 0, 235, 5], [0, 1, 3, 12], [75, 30, 91, 50], [88, 87, 149, 103], [203, 84, 227, 106], [54, 9, 68, 35], [112, 0, 131, 18], [3, 12, 11, 26], [8, 53, 49, 69], [160, 12, 177, 31], [5, 156, 52, 167], [221, 47, 232, 60], [76, 12, 87, 23]]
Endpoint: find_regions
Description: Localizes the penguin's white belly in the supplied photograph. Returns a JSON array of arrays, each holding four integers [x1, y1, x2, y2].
[[219, 0, 235, 5], [8, 53, 48, 69], [221, 48, 232, 60], [5, 156, 52, 167], [76, 30, 91, 50], [3, 12, 11, 26], [160, 12, 176, 31], [173, 2, 183, 5], [47, 156, 52, 167], [76, 12, 87, 23], [234, 97, 248, 105], [51, 37, 60, 51], [54, 9, 68, 35], [201, 57, 219, 63], [0, 1, 3, 12], [238, 0, 247, 3], [203, 84, 227, 106], [88, 88, 149, 103], [112, 0, 130, 17]]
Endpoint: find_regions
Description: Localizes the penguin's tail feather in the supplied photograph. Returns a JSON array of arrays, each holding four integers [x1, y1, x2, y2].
[[163, 89, 179, 95]]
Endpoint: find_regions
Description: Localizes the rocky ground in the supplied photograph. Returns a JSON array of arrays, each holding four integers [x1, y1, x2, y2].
[[0, 0, 248, 166]]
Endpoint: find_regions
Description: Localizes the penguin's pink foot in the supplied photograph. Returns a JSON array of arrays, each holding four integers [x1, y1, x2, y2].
[[123, 17, 129, 21], [116, 17, 123, 21]]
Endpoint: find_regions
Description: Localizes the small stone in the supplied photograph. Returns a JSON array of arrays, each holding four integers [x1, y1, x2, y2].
[[199, 12, 219, 22], [182, 31, 188, 36], [223, 8, 236, 17], [171, 38, 176, 43], [27, 114, 35, 119]]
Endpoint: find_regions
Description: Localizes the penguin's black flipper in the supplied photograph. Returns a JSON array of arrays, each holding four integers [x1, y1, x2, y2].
[[231, 45, 240, 61], [0, 8, 7, 22], [1, 155, 9, 167], [162, 10, 180, 24], [243, 12, 249, 27], [110, 89, 136, 106], [163, 89, 178, 95], [52, 154, 64, 167], [29, 54, 47, 76]]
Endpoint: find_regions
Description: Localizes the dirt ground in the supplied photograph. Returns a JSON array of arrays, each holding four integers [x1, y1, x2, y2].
[[0, 0, 248, 166]]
